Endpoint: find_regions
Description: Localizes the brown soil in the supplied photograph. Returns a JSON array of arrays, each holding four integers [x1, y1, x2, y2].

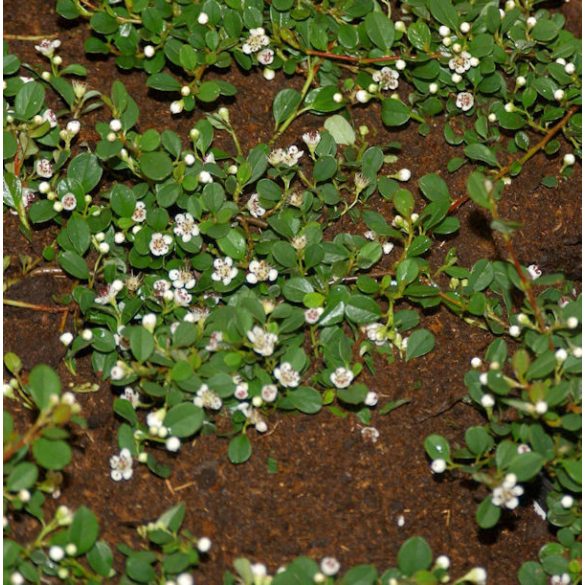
[[4, 1, 581, 583]]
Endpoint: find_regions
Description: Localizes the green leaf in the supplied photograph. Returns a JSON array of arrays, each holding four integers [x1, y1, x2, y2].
[[110, 184, 136, 217], [69, 507, 99, 554], [381, 99, 411, 126], [476, 495, 501, 528], [407, 22, 431, 51], [126, 326, 155, 362], [508, 452, 544, 482], [147, 73, 181, 92], [405, 329, 435, 360], [397, 537, 433, 576], [228, 434, 252, 464], [418, 173, 450, 202], [324, 115, 356, 145], [365, 12, 395, 50], [424, 434, 450, 460], [282, 277, 314, 302], [465, 426, 493, 455], [464, 144, 499, 167], [466, 171, 490, 209], [164, 403, 204, 438], [341, 564, 378, 585], [139, 152, 173, 181], [28, 364, 61, 410], [32, 438, 72, 470], [7, 463, 38, 492], [345, 296, 382, 324], [287, 387, 322, 414], [179, 44, 197, 71], [87, 542, 114, 577], [273, 89, 302, 125], [68, 153, 103, 193], [58, 251, 90, 280], [15, 82, 45, 119], [429, 0, 459, 31], [198, 81, 221, 103], [217, 229, 246, 260]]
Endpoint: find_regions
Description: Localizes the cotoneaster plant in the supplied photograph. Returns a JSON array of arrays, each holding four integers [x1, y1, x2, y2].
[[55, 0, 581, 173]]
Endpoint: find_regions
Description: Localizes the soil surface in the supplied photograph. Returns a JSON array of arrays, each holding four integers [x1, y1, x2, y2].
[[3, 1, 581, 583]]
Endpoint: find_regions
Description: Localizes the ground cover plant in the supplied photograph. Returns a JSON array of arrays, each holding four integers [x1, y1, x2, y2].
[[2, 0, 582, 583]]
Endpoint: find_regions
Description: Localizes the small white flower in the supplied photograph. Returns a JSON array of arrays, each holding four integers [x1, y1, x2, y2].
[[212, 257, 238, 286], [149, 233, 173, 256], [517, 443, 531, 454], [561, 495, 574, 509], [480, 394, 495, 408], [535, 400, 548, 415], [35, 38, 61, 57], [173, 213, 200, 243], [372, 67, 399, 91], [197, 537, 212, 553], [81, 329, 93, 341], [183, 153, 196, 166], [242, 27, 270, 54], [449, 51, 472, 74], [567, 316, 579, 329], [563, 153, 576, 166], [95, 283, 120, 305], [246, 259, 278, 284], [173, 288, 192, 307], [527, 264, 542, 280], [166, 437, 181, 452], [479, 372, 488, 385], [439, 25, 450, 37], [143, 45, 155, 58], [42, 108, 58, 128], [320, 557, 340, 577], [65, 544, 77, 556], [132, 201, 147, 223], [35, 158, 54, 178], [304, 307, 324, 324], [234, 378, 249, 400], [356, 89, 370, 103], [361, 426, 380, 443], [333, 92, 343, 103], [455, 91, 474, 111], [263, 68, 275, 81], [363, 323, 386, 346], [246, 193, 266, 218], [491, 474, 523, 509], [436, 555, 450, 570], [302, 130, 321, 149], [98, 242, 110, 254], [471, 357, 482, 369], [169, 267, 196, 289], [170, 100, 184, 115], [364, 391, 378, 406], [462, 567, 487, 585], [554, 89, 565, 102], [460, 21, 471, 33], [526, 16, 537, 27], [247, 326, 278, 357], [121, 387, 140, 407], [555, 348, 568, 362], [565, 63, 576, 75], [184, 307, 209, 323], [257, 48, 274, 65], [274, 362, 300, 388], [10, 573, 24, 585], [18, 489, 30, 502], [429, 82, 438, 94], [205, 330, 224, 352], [509, 325, 521, 337], [382, 241, 394, 254], [431, 459, 447, 474], [330, 367, 354, 389], [261, 384, 278, 402], [49, 546, 65, 562], [396, 168, 411, 182], [197, 11, 209, 25], [195, 384, 222, 410], [110, 448, 133, 481], [451, 73, 462, 83], [59, 332, 74, 346]]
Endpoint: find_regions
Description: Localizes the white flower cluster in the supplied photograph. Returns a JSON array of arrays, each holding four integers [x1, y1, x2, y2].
[[173, 213, 200, 242], [212, 257, 238, 286], [246, 193, 266, 218], [330, 367, 354, 389], [242, 27, 270, 54], [274, 362, 300, 387], [491, 473, 524, 509], [194, 384, 222, 410], [110, 448, 133, 481], [246, 259, 278, 284], [268, 145, 304, 167], [372, 67, 399, 91], [247, 326, 278, 356]]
